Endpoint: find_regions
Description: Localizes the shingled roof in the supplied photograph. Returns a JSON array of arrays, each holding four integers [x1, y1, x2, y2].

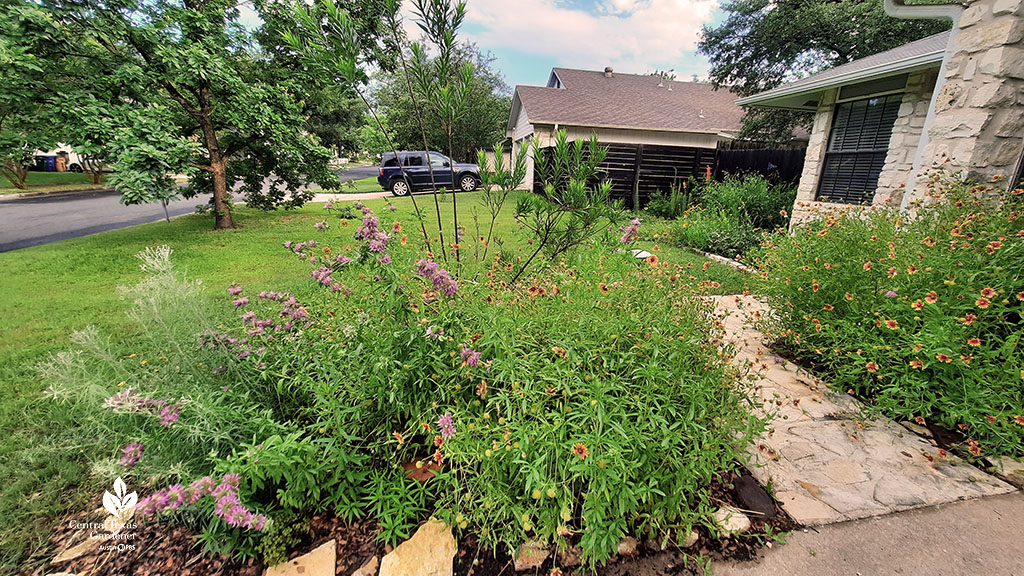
[[737, 31, 949, 110], [510, 68, 745, 134]]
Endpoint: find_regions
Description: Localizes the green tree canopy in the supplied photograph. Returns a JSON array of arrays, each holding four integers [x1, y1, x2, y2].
[[699, 0, 949, 143], [0, 1, 64, 188], [373, 42, 511, 162], [29, 0, 393, 228]]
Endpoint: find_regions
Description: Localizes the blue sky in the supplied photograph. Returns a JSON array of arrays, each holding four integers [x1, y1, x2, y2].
[[399, 0, 727, 88]]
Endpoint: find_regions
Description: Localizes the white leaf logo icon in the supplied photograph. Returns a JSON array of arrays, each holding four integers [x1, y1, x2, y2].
[[103, 476, 137, 523]]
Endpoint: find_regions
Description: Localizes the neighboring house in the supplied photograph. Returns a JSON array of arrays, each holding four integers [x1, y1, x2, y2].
[[738, 0, 1024, 227], [507, 67, 746, 206]]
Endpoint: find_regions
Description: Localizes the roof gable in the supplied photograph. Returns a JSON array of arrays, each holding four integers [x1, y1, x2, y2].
[[511, 68, 745, 134]]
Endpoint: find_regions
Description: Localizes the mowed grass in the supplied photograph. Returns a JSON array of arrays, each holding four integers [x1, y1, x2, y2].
[[0, 172, 106, 194], [315, 175, 383, 194], [0, 191, 748, 570]]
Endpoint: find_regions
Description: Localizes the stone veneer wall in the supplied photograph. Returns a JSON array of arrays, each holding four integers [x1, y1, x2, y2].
[[789, 72, 936, 228], [908, 0, 1024, 200], [876, 71, 938, 205]]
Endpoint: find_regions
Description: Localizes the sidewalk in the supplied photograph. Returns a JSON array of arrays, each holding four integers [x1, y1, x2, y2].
[[711, 295, 1013, 527], [714, 491, 1024, 575]]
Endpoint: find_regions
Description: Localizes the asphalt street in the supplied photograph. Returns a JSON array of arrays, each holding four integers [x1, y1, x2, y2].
[[0, 165, 381, 253]]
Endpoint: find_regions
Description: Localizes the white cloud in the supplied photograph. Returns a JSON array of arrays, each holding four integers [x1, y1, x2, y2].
[[401, 0, 718, 76]]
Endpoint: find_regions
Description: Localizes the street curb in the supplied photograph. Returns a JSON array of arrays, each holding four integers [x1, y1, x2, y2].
[[0, 186, 115, 202]]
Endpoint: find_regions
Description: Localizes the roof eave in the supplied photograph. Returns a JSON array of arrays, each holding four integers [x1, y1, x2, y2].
[[529, 121, 734, 136], [736, 52, 943, 109]]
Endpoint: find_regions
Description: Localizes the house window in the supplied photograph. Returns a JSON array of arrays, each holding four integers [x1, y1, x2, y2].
[[817, 94, 903, 204]]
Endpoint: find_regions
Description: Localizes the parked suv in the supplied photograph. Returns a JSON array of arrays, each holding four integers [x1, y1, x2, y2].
[[377, 151, 480, 196]]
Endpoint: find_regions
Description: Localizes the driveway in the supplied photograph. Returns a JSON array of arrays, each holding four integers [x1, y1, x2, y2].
[[0, 166, 383, 253]]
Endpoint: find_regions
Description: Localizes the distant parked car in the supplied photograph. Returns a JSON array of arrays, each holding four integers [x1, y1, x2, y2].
[[377, 151, 480, 196]]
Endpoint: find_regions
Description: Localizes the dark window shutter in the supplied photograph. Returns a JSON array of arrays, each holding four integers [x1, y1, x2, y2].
[[817, 94, 902, 204]]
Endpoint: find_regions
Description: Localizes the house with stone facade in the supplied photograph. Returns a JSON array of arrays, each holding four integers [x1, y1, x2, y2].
[[738, 0, 1024, 226]]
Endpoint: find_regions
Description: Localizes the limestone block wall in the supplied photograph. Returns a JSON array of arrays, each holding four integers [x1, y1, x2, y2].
[[876, 71, 937, 205], [789, 89, 838, 228], [909, 0, 1024, 200]]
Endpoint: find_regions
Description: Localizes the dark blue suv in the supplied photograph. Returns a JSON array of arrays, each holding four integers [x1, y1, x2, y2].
[[377, 151, 480, 196]]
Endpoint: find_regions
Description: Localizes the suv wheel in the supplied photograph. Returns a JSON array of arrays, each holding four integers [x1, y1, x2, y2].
[[459, 174, 478, 192], [390, 178, 411, 197]]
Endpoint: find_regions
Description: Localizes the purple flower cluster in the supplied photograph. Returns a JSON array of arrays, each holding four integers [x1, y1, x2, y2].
[[355, 206, 390, 254], [135, 473, 267, 531], [232, 296, 250, 307], [314, 221, 328, 231], [885, 290, 899, 298], [228, 285, 243, 296], [438, 412, 456, 439], [426, 325, 444, 340], [284, 240, 318, 262], [459, 345, 482, 367], [414, 259, 458, 297], [236, 292, 311, 338], [120, 442, 144, 468], [103, 389, 181, 428], [324, 199, 335, 211], [619, 217, 641, 244], [311, 266, 343, 292]]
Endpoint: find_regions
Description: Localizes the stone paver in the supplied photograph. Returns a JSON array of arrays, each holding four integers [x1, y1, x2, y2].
[[264, 539, 336, 576], [711, 295, 1015, 526], [378, 518, 456, 576]]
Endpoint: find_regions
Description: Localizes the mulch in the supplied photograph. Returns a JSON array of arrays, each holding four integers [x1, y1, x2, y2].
[[29, 470, 796, 576]]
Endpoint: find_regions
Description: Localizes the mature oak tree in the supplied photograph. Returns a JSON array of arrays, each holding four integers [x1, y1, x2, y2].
[[699, 0, 949, 143]]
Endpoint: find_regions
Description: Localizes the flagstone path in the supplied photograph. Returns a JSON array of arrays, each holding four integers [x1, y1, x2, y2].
[[711, 295, 1015, 526]]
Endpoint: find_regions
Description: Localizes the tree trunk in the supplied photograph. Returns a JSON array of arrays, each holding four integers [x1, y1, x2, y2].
[[211, 159, 232, 229], [196, 97, 233, 230], [2, 160, 28, 189], [83, 156, 104, 185]]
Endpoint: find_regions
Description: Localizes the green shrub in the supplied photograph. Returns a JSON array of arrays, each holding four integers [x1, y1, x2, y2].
[[702, 174, 796, 231], [645, 183, 694, 219], [749, 174, 1024, 458], [668, 207, 761, 258]]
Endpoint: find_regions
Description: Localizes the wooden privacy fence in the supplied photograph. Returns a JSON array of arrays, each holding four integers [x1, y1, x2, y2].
[[532, 140, 806, 209]]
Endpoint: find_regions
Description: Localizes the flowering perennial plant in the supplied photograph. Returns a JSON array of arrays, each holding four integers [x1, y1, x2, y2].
[[751, 173, 1024, 457], [136, 473, 267, 531], [103, 389, 181, 428]]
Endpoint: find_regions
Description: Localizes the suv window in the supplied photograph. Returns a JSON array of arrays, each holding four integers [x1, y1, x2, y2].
[[382, 157, 399, 167], [403, 154, 424, 167], [429, 152, 449, 167]]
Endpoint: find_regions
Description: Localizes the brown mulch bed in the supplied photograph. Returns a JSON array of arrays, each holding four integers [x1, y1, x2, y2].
[[30, 470, 796, 576]]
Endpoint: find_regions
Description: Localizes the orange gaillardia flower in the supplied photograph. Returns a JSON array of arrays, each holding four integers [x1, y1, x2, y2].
[[976, 297, 991, 308], [980, 287, 997, 298], [885, 320, 899, 330], [845, 292, 854, 301], [910, 359, 924, 370], [935, 353, 953, 363], [865, 361, 879, 373], [912, 300, 925, 310], [1015, 416, 1024, 426], [925, 291, 938, 303], [967, 338, 981, 346], [572, 443, 589, 459]]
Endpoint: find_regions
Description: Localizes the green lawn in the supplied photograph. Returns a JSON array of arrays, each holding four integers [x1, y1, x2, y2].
[[313, 175, 383, 194], [0, 171, 107, 194], [0, 192, 747, 570]]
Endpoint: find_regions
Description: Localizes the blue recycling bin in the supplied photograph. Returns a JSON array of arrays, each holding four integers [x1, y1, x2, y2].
[[43, 156, 57, 172]]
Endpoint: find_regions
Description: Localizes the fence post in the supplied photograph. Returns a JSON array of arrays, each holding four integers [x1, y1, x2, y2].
[[632, 144, 643, 210]]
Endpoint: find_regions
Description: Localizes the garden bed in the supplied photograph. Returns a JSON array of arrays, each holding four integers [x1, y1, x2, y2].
[[2, 189, 754, 572], [37, 470, 796, 576]]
